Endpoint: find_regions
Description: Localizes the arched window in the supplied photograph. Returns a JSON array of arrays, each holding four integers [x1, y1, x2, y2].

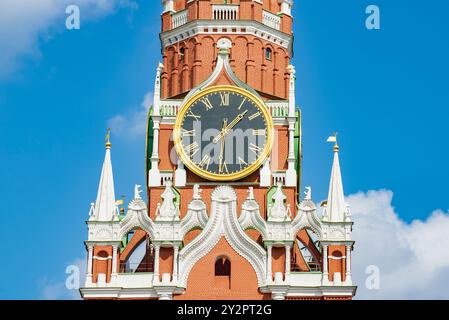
[[179, 47, 185, 62], [215, 256, 231, 276], [265, 48, 272, 61]]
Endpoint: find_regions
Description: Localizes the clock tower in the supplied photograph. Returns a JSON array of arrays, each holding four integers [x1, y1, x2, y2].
[[81, 0, 356, 300]]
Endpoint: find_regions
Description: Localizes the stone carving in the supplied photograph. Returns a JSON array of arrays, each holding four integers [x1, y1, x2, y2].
[[304, 186, 312, 200], [268, 182, 291, 222], [156, 180, 179, 221], [134, 184, 142, 200]]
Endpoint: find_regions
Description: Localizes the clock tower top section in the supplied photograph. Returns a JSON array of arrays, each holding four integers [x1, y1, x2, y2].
[[159, 0, 294, 100]]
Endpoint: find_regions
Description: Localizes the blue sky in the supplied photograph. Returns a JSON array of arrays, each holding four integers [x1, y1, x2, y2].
[[0, 1, 448, 299]]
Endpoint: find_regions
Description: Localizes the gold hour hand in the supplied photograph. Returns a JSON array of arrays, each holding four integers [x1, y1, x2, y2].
[[213, 110, 248, 143]]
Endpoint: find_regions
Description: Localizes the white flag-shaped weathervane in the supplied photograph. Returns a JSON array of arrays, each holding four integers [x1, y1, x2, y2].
[[327, 133, 337, 143]]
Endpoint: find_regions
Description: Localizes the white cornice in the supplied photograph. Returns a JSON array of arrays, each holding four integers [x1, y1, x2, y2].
[[160, 20, 293, 54]]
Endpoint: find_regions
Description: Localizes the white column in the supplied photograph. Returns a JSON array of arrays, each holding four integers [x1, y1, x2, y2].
[[285, 120, 297, 186], [322, 244, 329, 284], [111, 245, 118, 275], [149, 119, 161, 186], [285, 244, 291, 278], [87, 245, 93, 278], [173, 245, 179, 282], [345, 244, 352, 284], [267, 245, 273, 283], [260, 158, 271, 187], [154, 244, 160, 283], [162, 0, 174, 13], [279, 0, 293, 16], [174, 159, 186, 187]]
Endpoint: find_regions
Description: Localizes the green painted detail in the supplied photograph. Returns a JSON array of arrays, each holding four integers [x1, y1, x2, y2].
[[172, 184, 181, 208], [146, 107, 154, 175], [265, 186, 276, 217], [271, 106, 289, 118], [120, 236, 127, 253], [294, 109, 302, 200], [146, 107, 154, 205]]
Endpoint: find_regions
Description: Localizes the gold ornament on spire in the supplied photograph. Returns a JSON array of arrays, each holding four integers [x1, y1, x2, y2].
[[105, 128, 111, 149]]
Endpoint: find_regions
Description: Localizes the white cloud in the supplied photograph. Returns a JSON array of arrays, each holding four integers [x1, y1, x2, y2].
[[0, 0, 137, 79], [40, 258, 86, 300], [349, 190, 449, 299], [107, 91, 153, 138]]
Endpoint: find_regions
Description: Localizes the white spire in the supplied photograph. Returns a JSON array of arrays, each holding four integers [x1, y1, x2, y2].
[[91, 129, 117, 221], [326, 137, 346, 222]]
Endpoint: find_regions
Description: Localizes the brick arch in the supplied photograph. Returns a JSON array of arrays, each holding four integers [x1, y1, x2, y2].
[[231, 36, 248, 81], [175, 237, 266, 300], [291, 229, 322, 272], [199, 36, 216, 83]]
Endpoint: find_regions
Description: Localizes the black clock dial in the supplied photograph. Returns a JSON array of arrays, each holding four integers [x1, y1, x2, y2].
[[179, 90, 269, 177]]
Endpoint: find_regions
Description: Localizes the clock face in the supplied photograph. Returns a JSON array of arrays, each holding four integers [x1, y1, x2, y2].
[[173, 86, 273, 181]]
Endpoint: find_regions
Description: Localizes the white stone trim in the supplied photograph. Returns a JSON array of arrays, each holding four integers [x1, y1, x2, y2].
[[93, 255, 112, 261], [178, 186, 267, 288], [160, 20, 292, 53], [263, 10, 281, 30], [172, 9, 188, 29]]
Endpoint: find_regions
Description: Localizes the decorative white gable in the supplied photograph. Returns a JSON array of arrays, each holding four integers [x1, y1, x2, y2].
[[178, 186, 267, 288]]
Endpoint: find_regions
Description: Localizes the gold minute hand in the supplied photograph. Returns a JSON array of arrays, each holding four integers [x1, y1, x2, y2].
[[213, 110, 248, 143], [218, 119, 227, 172]]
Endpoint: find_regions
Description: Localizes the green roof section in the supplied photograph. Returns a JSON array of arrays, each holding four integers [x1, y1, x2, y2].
[[294, 109, 302, 201]]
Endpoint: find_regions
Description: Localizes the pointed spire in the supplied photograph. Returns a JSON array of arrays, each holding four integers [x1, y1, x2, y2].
[[326, 133, 346, 222], [91, 129, 116, 221]]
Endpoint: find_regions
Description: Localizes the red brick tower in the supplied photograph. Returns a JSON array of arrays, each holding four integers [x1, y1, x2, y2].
[[81, 0, 356, 300]]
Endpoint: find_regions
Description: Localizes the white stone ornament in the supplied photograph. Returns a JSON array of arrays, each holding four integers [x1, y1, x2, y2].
[[134, 184, 142, 200], [304, 186, 312, 200], [217, 37, 232, 50], [193, 184, 202, 200], [156, 180, 179, 221], [268, 182, 291, 222]]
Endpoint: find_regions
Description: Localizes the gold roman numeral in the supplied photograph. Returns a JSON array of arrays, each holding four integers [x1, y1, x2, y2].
[[252, 129, 266, 136], [200, 97, 214, 110], [186, 110, 201, 121], [198, 155, 211, 170], [182, 129, 195, 137], [238, 157, 248, 170], [219, 161, 229, 174], [238, 97, 247, 110], [185, 142, 200, 157], [248, 111, 261, 121], [220, 93, 230, 106], [249, 143, 262, 155]]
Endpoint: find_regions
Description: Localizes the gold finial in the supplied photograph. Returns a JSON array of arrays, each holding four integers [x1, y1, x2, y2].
[[105, 128, 111, 149], [327, 132, 339, 152]]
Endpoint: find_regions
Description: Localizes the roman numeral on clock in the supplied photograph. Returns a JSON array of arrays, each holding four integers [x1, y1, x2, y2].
[[186, 110, 201, 121], [198, 155, 211, 170], [200, 97, 214, 110], [248, 112, 261, 121], [238, 157, 248, 170], [252, 129, 266, 136], [182, 129, 195, 137], [185, 142, 200, 157], [249, 143, 262, 155], [220, 93, 230, 106], [219, 161, 229, 174], [238, 97, 247, 110]]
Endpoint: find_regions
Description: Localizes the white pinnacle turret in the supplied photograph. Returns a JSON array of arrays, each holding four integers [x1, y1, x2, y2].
[[91, 129, 117, 222], [326, 138, 346, 222]]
